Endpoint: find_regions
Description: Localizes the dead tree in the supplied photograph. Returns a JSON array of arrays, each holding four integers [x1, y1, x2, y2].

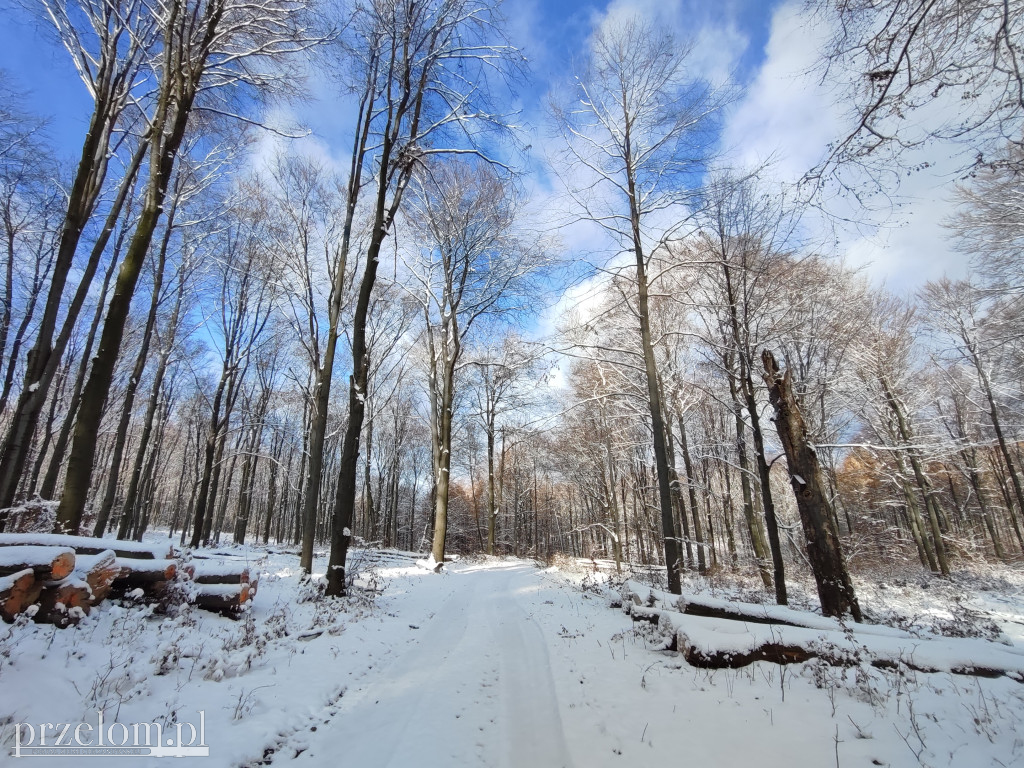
[[762, 349, 862, 622]]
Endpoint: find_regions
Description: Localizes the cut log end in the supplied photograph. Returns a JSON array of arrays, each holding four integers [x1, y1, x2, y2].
[[0, 569, 41, 622]]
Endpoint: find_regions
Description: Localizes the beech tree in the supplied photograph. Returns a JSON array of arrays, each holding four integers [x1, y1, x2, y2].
[[0, 0, 157, 521], [552, 15, 724, 594], [189, 187, 279, 547], [814, 0, 1024, 182], [466, 333, 542, 555], [264, 152, 349, 572], [921, 277, 1024, 555], [403, 159, 543, 564], [846, 296, 951, 575], [54, 0, 319, 533], [325, 0, 521, 596], [0, 77, 60, 424]]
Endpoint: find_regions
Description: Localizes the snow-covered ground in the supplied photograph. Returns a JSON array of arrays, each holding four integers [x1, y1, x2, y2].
[[1, 539, 1022, 767]]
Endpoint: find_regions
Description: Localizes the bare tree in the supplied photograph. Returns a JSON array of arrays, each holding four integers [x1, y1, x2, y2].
[[325, 0, 521, 596], [949, 148, 1024, 292], [0, 77, 61, 420], [921, 276, 1024, 557], [264, 152, 349, 572], [189, 186, 279, 547], [55, 0, 320, 533], [403, 159, 544, 564], [552, 15, 725, 594], [813, 0, 1024, 183], [0, 0, 157, 521], [466, 332, 542, 555]]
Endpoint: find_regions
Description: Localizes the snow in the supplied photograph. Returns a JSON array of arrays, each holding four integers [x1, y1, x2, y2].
[[670, 612, 1024, 676], [71, 551, 117, 574], [0, 538, 1021, 767], [189, 559, 253, 579], [0, 533, 171, 559]]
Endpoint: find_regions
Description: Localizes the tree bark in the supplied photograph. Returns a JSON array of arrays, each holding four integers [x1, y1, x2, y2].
[[676, 416, 707, 573]]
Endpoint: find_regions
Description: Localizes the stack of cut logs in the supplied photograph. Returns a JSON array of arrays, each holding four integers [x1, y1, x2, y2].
[[185, 559, 259, 613], [0, 533, 254, 626]]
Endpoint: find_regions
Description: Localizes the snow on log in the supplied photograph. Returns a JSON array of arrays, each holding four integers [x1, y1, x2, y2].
[[619, 581, 1024, 681], [0, 568, 41, 622], [0, 545, 76, 581], [621, 580, 909, 638], [673, 614, 1024, 679], [34, 580, 91, 627], [188, 562, 250, 585], [73, 550, 119, 604], [0, 533, 172, 560]]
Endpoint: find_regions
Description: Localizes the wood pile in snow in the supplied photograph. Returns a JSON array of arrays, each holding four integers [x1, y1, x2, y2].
[[184, 558, 258, 615], [0, 533, 258, 625]]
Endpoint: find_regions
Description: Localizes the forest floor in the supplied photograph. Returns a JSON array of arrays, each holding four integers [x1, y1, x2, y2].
[[1, 539, 1023, 767]]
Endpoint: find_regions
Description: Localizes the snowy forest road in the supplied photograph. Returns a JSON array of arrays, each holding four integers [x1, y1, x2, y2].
[[289, 562, 575, 768], [266, 558, 1021, 768]]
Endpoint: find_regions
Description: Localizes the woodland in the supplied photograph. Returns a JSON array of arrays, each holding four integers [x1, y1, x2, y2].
[[0, 0, 1022, 618]]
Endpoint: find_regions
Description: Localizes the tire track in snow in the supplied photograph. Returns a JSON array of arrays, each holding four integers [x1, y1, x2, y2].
[[489, 566, 575, 768], [278, 563, 573, 768]]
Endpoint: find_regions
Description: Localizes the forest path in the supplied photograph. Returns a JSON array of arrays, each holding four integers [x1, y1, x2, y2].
[[289, 561, 575, 768]]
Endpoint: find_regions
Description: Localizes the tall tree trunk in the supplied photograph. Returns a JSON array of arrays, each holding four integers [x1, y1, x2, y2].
[[39, 229, 123, 501], [677, 416, 707, 574], [189, 379, 228, 549], [730, 377, 773, 588], [326, 248, 378, 594], [763, 351, 861, 622], [486, 419, 497, 555], [114, 274, 183, 538], [95, 210, 174, 535], [742, 376, 788, 605], [0, 141, 147, 520], [630, 238, 680, 593], [56, 130, 192, 532], [879, 375, 950, 575]]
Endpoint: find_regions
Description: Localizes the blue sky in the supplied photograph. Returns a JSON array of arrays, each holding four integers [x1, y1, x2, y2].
[[0, 0, 967, 293]]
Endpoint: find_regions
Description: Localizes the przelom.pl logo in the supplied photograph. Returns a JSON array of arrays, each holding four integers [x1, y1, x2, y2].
[[10, 710, 208, 758]]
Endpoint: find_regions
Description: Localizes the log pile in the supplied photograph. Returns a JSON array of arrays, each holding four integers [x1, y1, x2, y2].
[[0, 534, 258, 625], [185, 560, 257, 615]]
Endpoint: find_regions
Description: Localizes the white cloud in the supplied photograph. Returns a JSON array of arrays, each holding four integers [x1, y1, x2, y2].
[[721, 0, 969, 292], [721, 2, 838, 179]]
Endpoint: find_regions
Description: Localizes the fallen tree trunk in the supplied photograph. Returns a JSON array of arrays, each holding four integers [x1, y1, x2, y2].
[[0, 569, 41, 622], [675, 630, 813, 667], [187, 563, 250, 585], [675, 628, 1016, 680], [0, 546, 76, 581], [620, 583, 1024, 682]]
